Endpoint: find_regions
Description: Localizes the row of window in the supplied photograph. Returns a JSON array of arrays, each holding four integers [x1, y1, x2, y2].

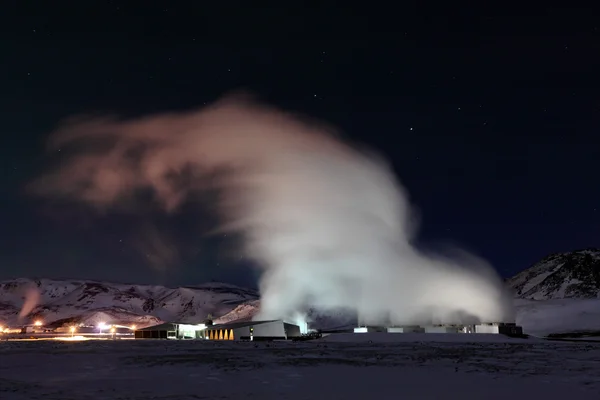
[[207, 329, 235, 340]]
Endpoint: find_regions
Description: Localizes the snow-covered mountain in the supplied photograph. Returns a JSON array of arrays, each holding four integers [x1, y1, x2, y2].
[[0, 278, 259, 328], [507, 248, 600, 300]]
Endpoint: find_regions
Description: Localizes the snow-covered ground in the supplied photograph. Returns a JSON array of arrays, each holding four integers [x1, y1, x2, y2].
[[1, 336, 600, 399]]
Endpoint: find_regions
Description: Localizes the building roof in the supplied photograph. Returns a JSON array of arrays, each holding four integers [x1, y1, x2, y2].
[[205, 319, 280, 330], [137, 322, 177, 331], [138, 319, 295, 332]]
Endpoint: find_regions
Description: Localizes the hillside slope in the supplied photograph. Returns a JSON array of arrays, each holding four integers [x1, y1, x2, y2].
[[0, 278, 259, 328], [507, 248, 600, 300]]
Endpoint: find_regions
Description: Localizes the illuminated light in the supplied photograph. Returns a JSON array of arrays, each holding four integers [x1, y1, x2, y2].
[[110, 327, 116, 333], [54, 336, 89, 342], [34, 321, 42, 327], [131, 325, 136, 330], [98, 322, 106, 329]]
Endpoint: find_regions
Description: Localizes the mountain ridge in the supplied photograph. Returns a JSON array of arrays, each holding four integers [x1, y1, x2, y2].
[[0, 277, 259, 328], [507, 248, 600, 300]]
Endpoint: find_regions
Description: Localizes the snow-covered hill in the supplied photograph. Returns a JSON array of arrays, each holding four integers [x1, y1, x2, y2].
[[507, 248, 600, 300], [0, 278, 258, 328]]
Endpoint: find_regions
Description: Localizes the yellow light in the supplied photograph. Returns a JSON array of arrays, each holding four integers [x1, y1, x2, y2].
[[54, 336, 88, 342], [34, 321, 42, 327], [131, 325, 136, 330], [110, 327, 116, 333], [70, 327, 76, 333]]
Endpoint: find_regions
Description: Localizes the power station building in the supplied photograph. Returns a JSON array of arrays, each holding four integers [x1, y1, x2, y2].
[[353, 322, 524, 336], [135, 319, 524, 341], [134, 320, 301, 341], [205, 320, 301, 341], [134, 322, 206, 339]]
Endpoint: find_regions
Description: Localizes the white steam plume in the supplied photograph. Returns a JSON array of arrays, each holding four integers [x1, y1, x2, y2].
[[18, 286, 40, 320], [29, 94, 514, 326]]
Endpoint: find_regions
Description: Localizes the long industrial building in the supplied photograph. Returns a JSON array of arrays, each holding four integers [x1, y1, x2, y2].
[[206, 320, 301, 340], [135, 319, 524, 341], [353, 322, 524, 336], [134, 319, 301, 341]]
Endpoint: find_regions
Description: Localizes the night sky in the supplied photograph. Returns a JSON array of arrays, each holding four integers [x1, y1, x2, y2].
[[1, 4, 599, 287]]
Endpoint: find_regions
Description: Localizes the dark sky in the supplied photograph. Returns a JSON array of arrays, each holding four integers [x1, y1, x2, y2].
[[1, 3, 599, 287]]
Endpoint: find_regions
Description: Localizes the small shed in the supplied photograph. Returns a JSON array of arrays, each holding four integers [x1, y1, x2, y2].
[[424, 325, 461, 333], [353, 326, 386, 333], [386, 325, 425, 333], [475, 323, 524, 336]]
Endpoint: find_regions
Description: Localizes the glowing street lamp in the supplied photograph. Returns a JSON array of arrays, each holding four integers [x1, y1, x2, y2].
[[130, 325, 136, 330], [110, 327, 116, 339], [98, 322, 106, 334], [70, 326, 76, 337], [34, 320, 42, 327]]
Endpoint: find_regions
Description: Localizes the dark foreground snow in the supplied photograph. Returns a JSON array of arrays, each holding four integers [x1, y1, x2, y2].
[[1, 336, 599, 399]]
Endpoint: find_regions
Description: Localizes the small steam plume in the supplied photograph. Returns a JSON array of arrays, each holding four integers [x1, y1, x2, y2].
[[19, 286, 40, 321], [29, 93, 514, 326]]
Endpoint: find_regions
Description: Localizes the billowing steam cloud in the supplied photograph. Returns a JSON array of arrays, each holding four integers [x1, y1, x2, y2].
[[30, 94, 514, 326]]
